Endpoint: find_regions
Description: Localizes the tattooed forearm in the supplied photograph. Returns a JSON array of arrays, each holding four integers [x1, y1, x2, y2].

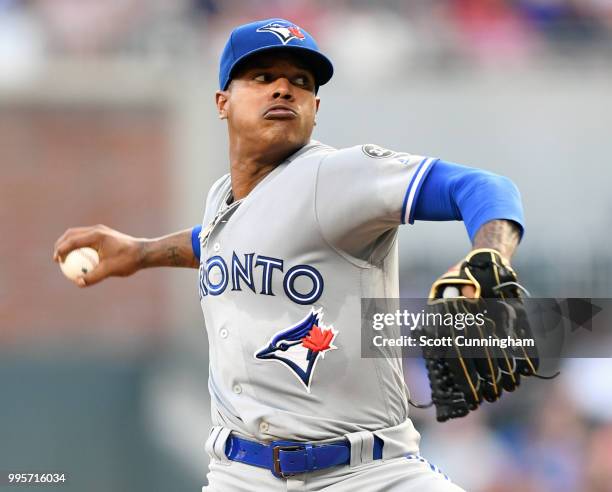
[[166, 246, 182, 266], [472, 220, 521, 260], [139, 229, 199, 269]]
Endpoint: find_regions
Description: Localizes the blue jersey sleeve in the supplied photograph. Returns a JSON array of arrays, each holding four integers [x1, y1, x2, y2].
[[191, 225, 202, 261], [412, 160, 525, 241]]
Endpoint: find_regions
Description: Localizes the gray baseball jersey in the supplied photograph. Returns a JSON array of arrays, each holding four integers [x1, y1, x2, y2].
[[198, 140, 436, 444]]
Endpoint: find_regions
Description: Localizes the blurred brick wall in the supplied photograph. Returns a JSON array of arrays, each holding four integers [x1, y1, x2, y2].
[[0, 104, 175, 347]]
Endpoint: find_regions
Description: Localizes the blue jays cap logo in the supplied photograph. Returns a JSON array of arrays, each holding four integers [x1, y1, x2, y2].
[[254, 309, 338, 392], [256, 21, 306, 45]]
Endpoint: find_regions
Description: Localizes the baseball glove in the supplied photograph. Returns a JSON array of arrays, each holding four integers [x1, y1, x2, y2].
[[418, 248, 542, 422]]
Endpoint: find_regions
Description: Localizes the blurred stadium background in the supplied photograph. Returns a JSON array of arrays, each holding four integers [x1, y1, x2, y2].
[[1, 0, 612, 490]]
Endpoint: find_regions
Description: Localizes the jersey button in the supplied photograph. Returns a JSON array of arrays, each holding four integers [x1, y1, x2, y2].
[[232, 384, 242, 394], [219, 328, 228, 339], [213, 242, 220, 252], [259, 421, 269, 433], [209, 271, 221, 284]]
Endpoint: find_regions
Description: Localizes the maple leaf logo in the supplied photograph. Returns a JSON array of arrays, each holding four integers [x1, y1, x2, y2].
[[288, 26, 305, 40], [256, 22, 306, 45], [302, 325, 335, 353], [254, 308, 338, 392]]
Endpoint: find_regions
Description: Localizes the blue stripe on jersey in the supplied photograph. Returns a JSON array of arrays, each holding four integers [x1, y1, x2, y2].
[[401, 157, 438, 224], [191, 225, 202, 261]]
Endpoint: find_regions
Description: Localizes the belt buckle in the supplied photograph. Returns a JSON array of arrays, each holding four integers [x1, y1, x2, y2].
[[272, 444, 304, 478]]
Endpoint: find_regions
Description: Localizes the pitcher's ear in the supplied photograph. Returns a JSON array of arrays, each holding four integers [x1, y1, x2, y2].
[[216, 90, 229, 119]]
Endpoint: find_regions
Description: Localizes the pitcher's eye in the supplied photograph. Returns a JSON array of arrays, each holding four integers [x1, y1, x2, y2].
[[254, 74, 269, 82], [293, 75, 315, 91]]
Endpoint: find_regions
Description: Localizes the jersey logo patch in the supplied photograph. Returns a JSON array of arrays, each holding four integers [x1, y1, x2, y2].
[[362, 144, 395, 159], [254, 309, 338, 392], [256, 21, 306, 45]]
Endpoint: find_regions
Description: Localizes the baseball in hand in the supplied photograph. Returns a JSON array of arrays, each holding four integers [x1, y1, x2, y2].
[[442, 286, 461, 298], [60, 247, 99, 281]]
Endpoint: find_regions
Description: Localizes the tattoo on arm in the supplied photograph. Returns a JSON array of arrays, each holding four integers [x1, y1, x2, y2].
[[140, 229, 199, 269], [472, 220, 521, 260], [161, 239, 199, 268], [166, 246, 182, 266]]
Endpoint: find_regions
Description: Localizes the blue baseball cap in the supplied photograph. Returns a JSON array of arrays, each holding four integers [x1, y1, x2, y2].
[[219, 18, 334, 91]]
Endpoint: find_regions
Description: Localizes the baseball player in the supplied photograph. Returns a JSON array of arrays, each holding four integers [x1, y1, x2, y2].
[[53, 18, 526, 491]]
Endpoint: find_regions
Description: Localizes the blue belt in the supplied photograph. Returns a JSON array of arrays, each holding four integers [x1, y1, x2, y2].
[[225, 434, 384, 478]]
